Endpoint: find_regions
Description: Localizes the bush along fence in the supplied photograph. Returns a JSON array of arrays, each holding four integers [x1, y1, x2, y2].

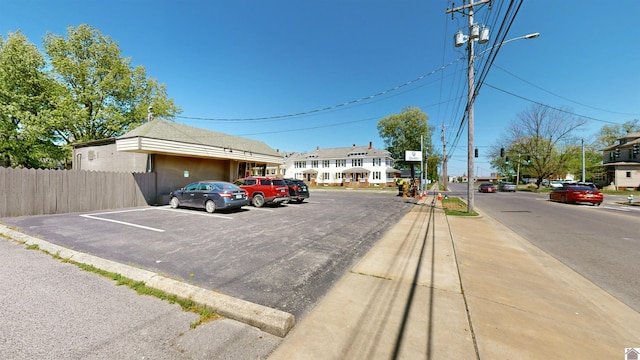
[[0, 167, 156, 218]]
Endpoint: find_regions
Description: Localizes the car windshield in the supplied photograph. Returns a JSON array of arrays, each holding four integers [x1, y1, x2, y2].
[[184, 182, 198, 191]]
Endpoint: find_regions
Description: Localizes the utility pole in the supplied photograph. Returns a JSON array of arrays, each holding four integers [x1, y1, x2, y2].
[[447, 0, 490, 213], [581, 139, 585, 182], [516, 153, 521, 185], [442, 124, 448, 191], [420, 134, 424, 194]]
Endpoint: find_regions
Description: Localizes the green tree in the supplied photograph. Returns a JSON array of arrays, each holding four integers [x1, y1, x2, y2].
[[377, 106, 434, 172], [43, 24, 181, 144], [0, 31, 66, 168], [426, 154, 441, 182], [594, 119, 640, 149], [493, 104, 586, 187]]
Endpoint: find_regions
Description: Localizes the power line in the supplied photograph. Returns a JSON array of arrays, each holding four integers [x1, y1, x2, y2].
[[175, 57, 466, 122], [493, 64, 640, 116], [484, 83, 624, 125]]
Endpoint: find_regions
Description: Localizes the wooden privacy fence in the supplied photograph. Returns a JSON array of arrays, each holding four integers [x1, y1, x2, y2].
[[0, 167, 156, 218]]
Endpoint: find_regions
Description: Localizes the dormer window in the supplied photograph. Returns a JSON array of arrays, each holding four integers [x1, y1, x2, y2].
[[347, 152, 366, 157]]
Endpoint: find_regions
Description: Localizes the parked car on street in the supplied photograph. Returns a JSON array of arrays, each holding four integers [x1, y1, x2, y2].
[[478, 183, 497, 193], [548, 180, 564, 188], [284, 178, 310, 203], [549, 184, 603, 206], [233, 176, 290, 208], [169, 181, 249, 213], [498, 182, 517, 192]]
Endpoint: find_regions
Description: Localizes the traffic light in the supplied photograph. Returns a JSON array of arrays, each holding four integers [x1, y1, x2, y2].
[[526, 155, 531, 164], [474, 148, 478, 158], [505, 156, 510, 165], [500, 147, 505, 157], [615, 148, 621, 157], [634, 144, 639, 155]]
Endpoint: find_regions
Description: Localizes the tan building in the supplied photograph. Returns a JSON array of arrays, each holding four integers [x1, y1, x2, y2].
[[600, 132, 640, 190], [72, 119, 285, 204]]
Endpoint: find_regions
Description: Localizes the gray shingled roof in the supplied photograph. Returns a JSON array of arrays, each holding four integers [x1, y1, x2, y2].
[[118, 119, 280, 156], [286, 144, 392, 160]]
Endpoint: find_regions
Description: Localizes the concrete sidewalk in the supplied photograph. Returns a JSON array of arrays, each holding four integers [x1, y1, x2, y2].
[[269, 193, 640, 359]]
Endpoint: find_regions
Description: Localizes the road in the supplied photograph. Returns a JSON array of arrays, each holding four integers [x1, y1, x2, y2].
[[448, 182, 640, 313]]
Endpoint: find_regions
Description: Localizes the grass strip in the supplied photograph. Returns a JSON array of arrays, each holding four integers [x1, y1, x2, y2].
[[441, 196, 478, 216], [25, 244, 219, 328]]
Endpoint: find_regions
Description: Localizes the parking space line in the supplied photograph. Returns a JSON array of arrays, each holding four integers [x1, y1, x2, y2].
[[156, 207, 236, 219], [246, 207, 273, 212], [80, 214, 165, 232]]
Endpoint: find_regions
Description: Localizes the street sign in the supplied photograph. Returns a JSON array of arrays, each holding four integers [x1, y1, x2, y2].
[[405, 150, 421, 161]]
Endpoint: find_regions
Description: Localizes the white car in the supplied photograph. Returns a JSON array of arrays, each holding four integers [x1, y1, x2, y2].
[[498, 182, 517, 192], [549, 180, 564, 188]]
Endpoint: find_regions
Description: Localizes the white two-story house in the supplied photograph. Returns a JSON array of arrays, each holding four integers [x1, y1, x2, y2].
[[601, 132, 640, 190], [282, 142, 400, 187]]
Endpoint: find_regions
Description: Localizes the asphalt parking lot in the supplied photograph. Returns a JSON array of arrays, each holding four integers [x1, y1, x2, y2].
[[1, 190, 416, 319]]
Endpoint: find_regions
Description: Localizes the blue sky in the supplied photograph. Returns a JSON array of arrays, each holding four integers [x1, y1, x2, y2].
[[3, 1, 639, 176]]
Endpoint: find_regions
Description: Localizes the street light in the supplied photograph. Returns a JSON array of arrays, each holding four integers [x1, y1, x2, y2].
[[454, 30, 539, 213]]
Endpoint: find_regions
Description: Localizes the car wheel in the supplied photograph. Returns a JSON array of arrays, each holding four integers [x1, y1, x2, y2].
[[170, 197, 180, 209], [205, 200, 216, 213], [252, 194, 265, 208], [298, 199, 304, 203]]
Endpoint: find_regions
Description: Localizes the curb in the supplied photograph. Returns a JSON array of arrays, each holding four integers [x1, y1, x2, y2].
[[0, 224, 295, 338]]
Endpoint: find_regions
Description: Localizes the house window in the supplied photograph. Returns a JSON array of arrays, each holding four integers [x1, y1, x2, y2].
[[311, 160, 319, 168], [295, 161, 307, 168], [335, 173, 343, 180], [373, 158, 381, 166], [322, 172, 330, 180], [322, 160, 330, 168], [351, 158, 362, 167], [336, 159, 346, 167], [627, 171, 632, 178], [373, 171, 381, 180]]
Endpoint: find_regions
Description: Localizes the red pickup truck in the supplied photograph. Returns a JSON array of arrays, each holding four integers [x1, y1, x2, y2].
[[233, 177, 290, 208]]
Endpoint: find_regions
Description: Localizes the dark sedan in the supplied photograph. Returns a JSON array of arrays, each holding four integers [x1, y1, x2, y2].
[[284, 178, 310, 203], [549, 184, 603, 206], [169, 181, 249, 213], [478, 183, 497, 193]]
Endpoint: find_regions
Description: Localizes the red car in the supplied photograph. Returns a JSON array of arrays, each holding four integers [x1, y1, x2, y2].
[[478, 183, 497, 193], [233, 176, 290, 208], [549, 184, 603, 206]]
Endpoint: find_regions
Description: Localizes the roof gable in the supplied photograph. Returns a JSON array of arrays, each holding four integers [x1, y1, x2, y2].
[[118, 119, 279, 156]]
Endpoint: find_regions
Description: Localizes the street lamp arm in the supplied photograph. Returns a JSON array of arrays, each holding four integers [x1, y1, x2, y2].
[[474, 32, 540, 59]]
